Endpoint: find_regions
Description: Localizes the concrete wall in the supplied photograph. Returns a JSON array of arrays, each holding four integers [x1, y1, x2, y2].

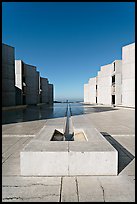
[[112, 60, 122, 106], [84, 43, 135, 107], [15, 60, 40, 105], [36, 71, 40, 104], [40, 77, 49, 103], [25, 64, 39, 105], [15, 60, 23, 105], [88, 77, 97, 104], [2, 43, 16, 106], [48, 84, 54, 104], [122, 43, 135, 107], [84, 84, 90, 103], [97, 64, 112, 105]]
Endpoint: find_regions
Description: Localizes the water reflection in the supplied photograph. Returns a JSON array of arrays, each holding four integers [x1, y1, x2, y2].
[[2, 103, 116, 125], [2, 103, 67, 124]]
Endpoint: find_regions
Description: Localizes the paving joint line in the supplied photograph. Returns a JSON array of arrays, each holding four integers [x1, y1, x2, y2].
[[59, 177, 63, 202], [75, 177, 79, 202]]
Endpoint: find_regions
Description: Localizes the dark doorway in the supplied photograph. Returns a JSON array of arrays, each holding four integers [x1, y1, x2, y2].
[[112, 95, 115, 105]]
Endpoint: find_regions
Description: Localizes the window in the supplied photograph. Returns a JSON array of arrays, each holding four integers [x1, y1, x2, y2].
[[112, 95, 115, 105], [114, 62, 115, 71], [112, 75, 115, 84]]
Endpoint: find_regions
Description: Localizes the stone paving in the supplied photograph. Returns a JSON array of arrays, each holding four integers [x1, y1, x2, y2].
[[2, 105, 135, 202]]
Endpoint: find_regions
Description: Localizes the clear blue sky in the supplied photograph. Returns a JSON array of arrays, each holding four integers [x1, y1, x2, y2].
[[2, 2, 135, 101]]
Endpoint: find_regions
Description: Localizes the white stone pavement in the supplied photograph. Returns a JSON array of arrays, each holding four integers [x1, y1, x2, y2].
[[2, 106, 135, 202]]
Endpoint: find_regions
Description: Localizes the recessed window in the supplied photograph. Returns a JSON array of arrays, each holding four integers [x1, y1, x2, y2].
[[112, 75, 115, 84], [114, 62, 115, 71]]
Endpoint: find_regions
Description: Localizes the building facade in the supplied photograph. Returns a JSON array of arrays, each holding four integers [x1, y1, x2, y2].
[[40, 77, 49, 104], [2, 43, 54, 107], [48, 84, 54, 104], [84, 84, 90, 104], [122, 43, 135, 107], [84, 43, 135, 108], [111, 60, 122, 106], [97, 63, 112, 105], [2, 43, 16, 106], [15, 60, 40, 105]]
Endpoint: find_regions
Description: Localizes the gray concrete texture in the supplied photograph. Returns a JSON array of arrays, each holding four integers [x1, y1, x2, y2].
[[84, 43, 135, 108], [2, 104, 135, 202], [122, 43, 135, 107], [2, 43, 16, 106], [24, 63, 39, 105], [15, 60, 54, 105], [48, 84, 54, 104], [40, 77, 49, 103]]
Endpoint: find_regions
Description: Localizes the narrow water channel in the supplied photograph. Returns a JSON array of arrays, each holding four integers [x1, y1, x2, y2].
[[64, 103, 74, 141]]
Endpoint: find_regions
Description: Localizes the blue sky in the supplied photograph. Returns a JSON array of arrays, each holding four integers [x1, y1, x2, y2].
[[2, 2, 135, 101]]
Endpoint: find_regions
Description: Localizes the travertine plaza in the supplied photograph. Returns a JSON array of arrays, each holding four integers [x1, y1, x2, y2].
[[84, 43, 135, 108]]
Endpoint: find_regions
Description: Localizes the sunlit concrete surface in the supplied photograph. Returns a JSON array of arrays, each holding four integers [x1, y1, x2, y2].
[[84, 83, 90, 103], [2, 103, 135, 202], [97, 63, 113, 105], [84, 43, 135, 108], [122, 43, 135, 107]]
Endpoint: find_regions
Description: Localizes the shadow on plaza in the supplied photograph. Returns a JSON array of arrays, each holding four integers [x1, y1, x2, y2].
[[101, 132, 135, 174], [2, 103, 118, 125]]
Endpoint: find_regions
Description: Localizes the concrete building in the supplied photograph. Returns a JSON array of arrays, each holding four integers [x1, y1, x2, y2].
[[89, 77, 98, 104], [2, 43, 16, 107], [84, 43, 135, 108], [97, 60, 122, 106], [48, 84, 54, 104], [39, 77, 54, 104], [40, 77, 49, 104], [15, 60, 40, 105], [97, 63, 113, 105], [84, 77, 97, 104], [84, 84, 90, 104], [111, 60, 122, 106], [85, 60, 122, 106], [122, 43, 135, 108]]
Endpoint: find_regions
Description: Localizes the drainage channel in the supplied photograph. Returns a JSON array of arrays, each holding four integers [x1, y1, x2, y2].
[[51, 103, 86, 141], [51, 103, 74, 141], [64, 103, 74, 141]]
